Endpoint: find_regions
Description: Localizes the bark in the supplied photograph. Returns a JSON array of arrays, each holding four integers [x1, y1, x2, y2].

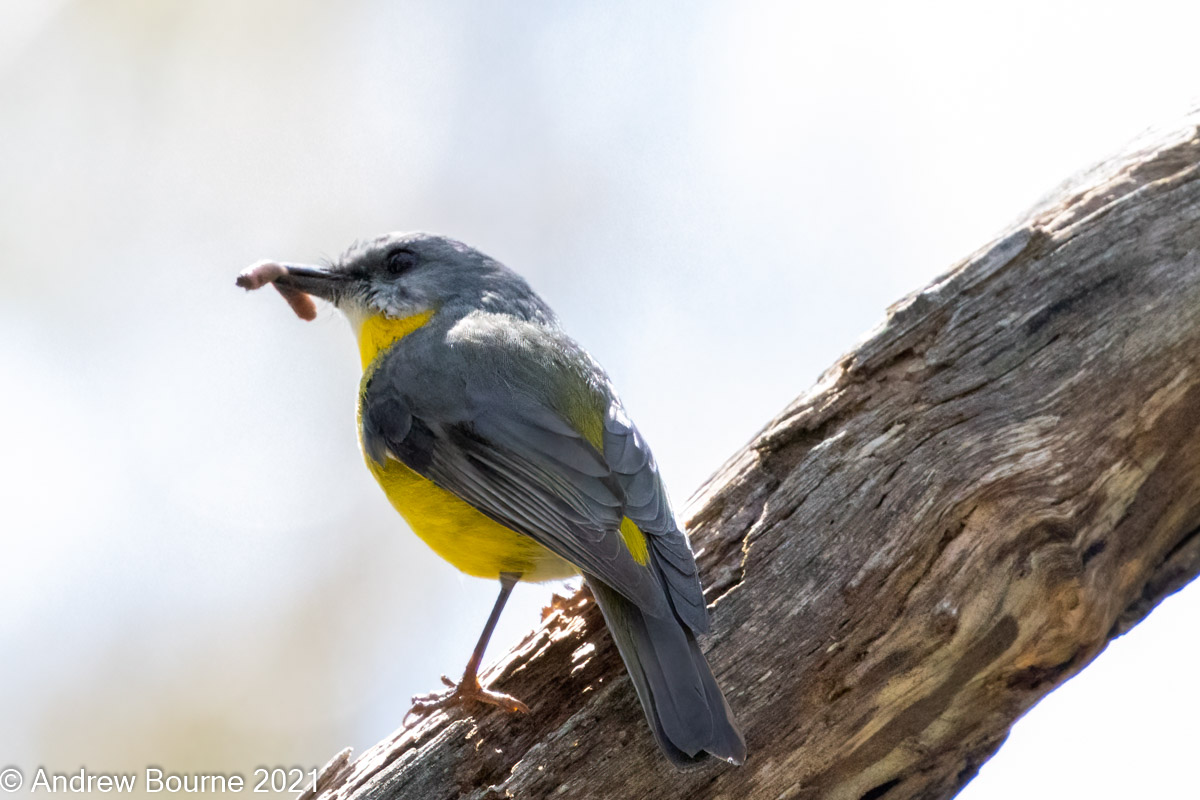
[[301, 115, 1200, 800]]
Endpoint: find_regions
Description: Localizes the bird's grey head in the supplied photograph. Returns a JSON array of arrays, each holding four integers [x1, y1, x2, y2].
[[265, 232, 556, 327]]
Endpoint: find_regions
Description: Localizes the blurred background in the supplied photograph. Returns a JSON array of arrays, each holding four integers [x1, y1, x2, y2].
[[1, 1, 1198, 797]]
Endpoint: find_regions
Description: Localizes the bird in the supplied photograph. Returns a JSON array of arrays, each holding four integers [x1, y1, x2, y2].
[[236, 232, 746, 767]]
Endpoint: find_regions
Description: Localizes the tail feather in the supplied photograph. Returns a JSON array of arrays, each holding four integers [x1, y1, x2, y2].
[[587, 576, 747, 767]]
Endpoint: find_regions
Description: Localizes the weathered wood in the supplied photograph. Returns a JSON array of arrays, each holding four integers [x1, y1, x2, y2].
[[302, 116, 1200, 800]]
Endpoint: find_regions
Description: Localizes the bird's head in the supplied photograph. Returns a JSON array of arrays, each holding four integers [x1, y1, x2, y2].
[[238, 232, 556, 365]]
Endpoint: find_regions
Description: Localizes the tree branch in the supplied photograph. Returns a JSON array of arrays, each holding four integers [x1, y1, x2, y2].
[[302, 115, 1200, 800]]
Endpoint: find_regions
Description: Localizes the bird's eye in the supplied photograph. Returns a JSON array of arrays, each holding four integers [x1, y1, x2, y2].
[[385, 247, 419, 275]]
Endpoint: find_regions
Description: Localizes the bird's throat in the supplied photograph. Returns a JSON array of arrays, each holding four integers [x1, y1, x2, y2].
[[356, 310, 435, 369]]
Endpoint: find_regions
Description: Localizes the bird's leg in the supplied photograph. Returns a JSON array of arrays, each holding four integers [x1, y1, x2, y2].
[[404, 572, 529, 725]]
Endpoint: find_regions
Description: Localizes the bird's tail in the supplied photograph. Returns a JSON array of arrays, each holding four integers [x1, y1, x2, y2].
[[586, 576, 746, 767]]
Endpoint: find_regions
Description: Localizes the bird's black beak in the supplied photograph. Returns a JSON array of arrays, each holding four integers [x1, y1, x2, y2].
[[270, 264, 348, 303]]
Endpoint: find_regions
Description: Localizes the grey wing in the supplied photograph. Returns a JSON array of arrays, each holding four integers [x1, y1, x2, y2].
[[603, 404, 710, 635], [361, 378, 672, 619]]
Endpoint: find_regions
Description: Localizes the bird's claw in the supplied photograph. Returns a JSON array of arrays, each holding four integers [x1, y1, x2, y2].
[[403, 674, 530, 728]]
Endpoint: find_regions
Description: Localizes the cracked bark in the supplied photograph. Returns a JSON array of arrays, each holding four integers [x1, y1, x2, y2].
[[302, 115, 1200, 800]]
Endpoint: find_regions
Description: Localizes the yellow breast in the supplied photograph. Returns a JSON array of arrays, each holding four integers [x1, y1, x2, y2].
[[354, 310, 577, 582], [356, 310, 436, 370], [365, 455, 577, 580]]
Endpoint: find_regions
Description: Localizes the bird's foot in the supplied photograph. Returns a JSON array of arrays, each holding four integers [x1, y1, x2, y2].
[[403, 673, 530, 727]]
